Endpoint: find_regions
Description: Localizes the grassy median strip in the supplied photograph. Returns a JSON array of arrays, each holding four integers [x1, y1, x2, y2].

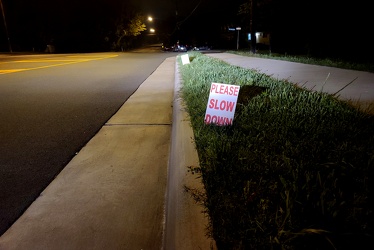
[[178, 52, 374, 249]]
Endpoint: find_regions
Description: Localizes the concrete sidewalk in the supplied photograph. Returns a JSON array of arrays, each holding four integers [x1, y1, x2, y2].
[[0, 56, 215, 249], [207, 53, 374, 114]]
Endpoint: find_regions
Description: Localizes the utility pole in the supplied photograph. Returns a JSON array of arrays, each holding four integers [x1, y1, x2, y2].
[[236, 27, 241, 50], [250, 0, 256, 53], [175, 0, 179, 42], [0, 0, 11, 52], [0, 0, 12, 52]]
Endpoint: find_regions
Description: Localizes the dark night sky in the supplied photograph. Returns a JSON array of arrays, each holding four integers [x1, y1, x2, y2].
[[1, 0, 373, 60], [1, 0, 242, 50], [2, 0, 240, 30]]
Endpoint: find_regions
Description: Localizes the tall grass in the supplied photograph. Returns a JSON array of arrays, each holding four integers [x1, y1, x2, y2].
[[179, 52, 374, 249]]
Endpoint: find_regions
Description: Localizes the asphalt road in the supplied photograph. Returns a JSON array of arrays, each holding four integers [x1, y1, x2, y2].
[[0, 50, 172, 236]]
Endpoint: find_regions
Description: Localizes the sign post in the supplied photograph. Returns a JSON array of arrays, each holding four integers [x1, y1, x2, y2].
[[236, 27, 241, 50]]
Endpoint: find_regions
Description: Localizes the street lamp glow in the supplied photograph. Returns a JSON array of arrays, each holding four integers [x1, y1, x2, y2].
[[148, 16, 153, 21], [149, 28, 155, 33]]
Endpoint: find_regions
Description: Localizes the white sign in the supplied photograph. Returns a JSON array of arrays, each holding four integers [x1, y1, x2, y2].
[[181, 54, 190, 65], [204, 83, 240, 126]]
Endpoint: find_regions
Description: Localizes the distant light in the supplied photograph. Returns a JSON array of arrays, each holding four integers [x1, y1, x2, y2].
[[150, 28, 155, 33], [248, 32, 261, 41], [148, 16, 153, 21]]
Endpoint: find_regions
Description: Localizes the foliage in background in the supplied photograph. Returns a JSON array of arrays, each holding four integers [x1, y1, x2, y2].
[[179, 52, 374, 249], [113, 13, 146, 51], [235, 1, 373, 63]]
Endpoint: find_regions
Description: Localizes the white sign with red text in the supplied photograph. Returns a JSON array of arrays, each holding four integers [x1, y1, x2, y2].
[[204, 82, 240, 126], [181, 54, 190, 65]]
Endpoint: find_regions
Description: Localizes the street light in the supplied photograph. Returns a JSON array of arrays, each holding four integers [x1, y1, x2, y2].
[[145, 15, 170, 44], [147, 16, 156, 33], [146, 17, 155, 34]]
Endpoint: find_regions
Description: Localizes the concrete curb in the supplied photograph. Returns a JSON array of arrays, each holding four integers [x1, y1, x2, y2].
[[163, 57, 217, 249]]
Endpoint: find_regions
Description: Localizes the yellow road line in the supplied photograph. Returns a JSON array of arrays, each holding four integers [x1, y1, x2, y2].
[[0, 54, 118, 75], [0, 69, 27, 74], [14, 59, 85, 63]]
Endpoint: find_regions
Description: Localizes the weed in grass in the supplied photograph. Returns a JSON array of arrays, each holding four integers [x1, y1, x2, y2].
[[235, 85, 267, 114]]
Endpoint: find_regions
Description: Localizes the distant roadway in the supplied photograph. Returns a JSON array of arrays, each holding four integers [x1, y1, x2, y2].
[[0, 49, 172, 236]]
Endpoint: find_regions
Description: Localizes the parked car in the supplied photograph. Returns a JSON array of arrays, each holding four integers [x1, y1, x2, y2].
[[172, 44, 187, 52], [162, 41, 189, 52], [192, 45, 212, 51], [161, 43, 172, 51]]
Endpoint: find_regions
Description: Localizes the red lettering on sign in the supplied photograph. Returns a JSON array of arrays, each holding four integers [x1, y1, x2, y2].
[[210, 83, 217, 93], [208, 98, 216, 109], [225, 100, 236, 112], [205, 114, 233, 125], [210, 84, 240, 96], [209, 99, 236, 111]]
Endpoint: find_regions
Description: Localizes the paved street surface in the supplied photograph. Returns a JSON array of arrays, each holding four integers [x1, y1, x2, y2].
[[0, 52, 172, 237]]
